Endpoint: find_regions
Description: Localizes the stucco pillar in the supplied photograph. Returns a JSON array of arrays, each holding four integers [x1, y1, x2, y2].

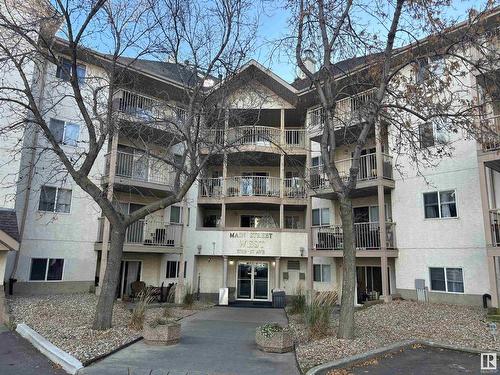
[[274, 257, 280, 289], [306, 255, 313, 299], [97, 134, 119, 295], [375, 121, 390, 302], [222, 256, 228, 288], [221, 153, 227, 228], [174, 202, 189, 303], [479, 162, 494, 246], [489, 256, 499, 308]]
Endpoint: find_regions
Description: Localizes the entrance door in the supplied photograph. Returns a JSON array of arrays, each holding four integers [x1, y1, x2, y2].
[[356, 266, 389, 303], [236, 262, 269, 300]]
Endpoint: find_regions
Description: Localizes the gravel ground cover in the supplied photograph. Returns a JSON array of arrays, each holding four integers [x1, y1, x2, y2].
[[8, 293, 211, 364], [288, 300, 498, 372]]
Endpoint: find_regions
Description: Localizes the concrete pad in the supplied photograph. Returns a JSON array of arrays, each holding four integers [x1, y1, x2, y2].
[[81, 307, 299, 375]]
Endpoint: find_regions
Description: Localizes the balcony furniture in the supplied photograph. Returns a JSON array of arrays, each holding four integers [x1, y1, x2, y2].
[[130, 281, 146, 299]]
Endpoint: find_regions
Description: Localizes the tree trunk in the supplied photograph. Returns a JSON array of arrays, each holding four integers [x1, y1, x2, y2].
[[92, 225, 126, 330], [337, 195, 356, 339]]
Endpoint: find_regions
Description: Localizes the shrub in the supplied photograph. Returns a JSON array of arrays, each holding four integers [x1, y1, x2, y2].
[[129, 288, 154, 330], [289, 285, 306, 315], [259, 323, 284, 338], [182, 285, 195, 309], [305, 290, 338, 339]]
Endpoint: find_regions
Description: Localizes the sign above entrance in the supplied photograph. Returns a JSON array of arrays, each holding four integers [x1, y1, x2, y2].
[[226, 231, 278, 256]]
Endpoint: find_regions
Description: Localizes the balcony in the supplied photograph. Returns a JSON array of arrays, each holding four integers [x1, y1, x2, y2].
[[480, 115, 500, 152], [96, 217, 183, 253], [198, 176, 307, 201], [311, 222, 397, 255], [103, 151, 174, 194], [308, 89, 376, 136], [205, 126, 306, 152], [310, 153, 393, 194], [114, 89, 186, 133]]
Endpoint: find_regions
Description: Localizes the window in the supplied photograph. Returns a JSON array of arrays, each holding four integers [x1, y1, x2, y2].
[[312, 208, 330, 226], [287, 260, 300, 271], [419, 123, 434, 148], [38, 186, 72, 213], [203, 214, 220, 228], [419, 122, 448, 149], [56, 57, 86, 84], [429, 267, 464, 293], [285, 215, 301, 229], [170, 206, 181, 224], [311, 156, 320, 167], [30, 258, 64, 281], [166, 261, 187, 278], [49, 118, 80, 146], [423, 190, 457, 218], [313, 264, 331, 282]]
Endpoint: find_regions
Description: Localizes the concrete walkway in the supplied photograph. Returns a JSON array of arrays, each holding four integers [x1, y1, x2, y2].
[[0, 324, 65, 375], [81, 306, 300, 375]]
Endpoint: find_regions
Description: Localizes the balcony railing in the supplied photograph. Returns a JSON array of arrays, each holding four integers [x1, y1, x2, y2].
[[312, 222, 396, 250], [97, 216, 183, 247], [490, 209, 500, 246], [105, 151, 174, 186], [310, 153, 393, 190], [115, 89, 186, 123], [308, 89, 377, 131], [480, 115, 500, 151], [206, 126, 306, 149], [198, 176, 307, 199]]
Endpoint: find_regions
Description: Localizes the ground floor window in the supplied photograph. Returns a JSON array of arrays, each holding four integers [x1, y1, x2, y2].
[[429, 267, 464, 293], [313, 264, 331, 282], [166, 260, 187, 278], [29, 258, 64, 281]]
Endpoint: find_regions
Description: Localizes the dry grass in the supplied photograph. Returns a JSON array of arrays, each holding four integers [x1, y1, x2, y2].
[[305, 290, 338, 339], [129, 289, 155, 330]]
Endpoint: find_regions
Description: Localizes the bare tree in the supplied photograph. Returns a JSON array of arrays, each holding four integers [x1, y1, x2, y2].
[[0, 0, 257, 329], [288, 0, 499, 338]]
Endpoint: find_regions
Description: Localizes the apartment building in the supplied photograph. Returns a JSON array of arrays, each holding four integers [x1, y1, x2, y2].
[[1, 6, 499, 308]]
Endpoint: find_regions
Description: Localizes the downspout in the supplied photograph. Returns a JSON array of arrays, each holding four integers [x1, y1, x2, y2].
[[9, 58, 49, 293]]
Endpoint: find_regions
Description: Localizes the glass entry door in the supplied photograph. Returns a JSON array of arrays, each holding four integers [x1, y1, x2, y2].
[[236, 262, 269, 301]]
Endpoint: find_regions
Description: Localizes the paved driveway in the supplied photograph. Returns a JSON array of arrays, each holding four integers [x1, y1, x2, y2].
[[81, 306, 300, 375], [0, 324, 65, 375], [338, 346, 499, 375]]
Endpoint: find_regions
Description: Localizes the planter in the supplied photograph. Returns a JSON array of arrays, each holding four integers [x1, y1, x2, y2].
[[143, 320, 181, 346], [256, 323, 293, 353]]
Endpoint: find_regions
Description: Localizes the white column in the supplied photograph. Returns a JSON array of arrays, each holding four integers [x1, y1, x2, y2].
[[275, 257, 280, 290], [223, 256, 228, 288]]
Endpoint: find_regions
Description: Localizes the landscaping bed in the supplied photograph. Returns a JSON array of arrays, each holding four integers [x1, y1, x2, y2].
[[8, 293, 211, 364], [288, 300, 499, 372]]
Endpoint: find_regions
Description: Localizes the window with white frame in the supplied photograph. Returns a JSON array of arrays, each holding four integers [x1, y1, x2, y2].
[[38, 186, 72, 213], [56, 57, 86, 84], [429, 267, 464, 293], [312, 208, 330, 226], [418, 121, 448, 149], [166, 261, 187, 278], [313, 264, 331, 282], [423, 190, 457, 218], [415, 56, 445, 83], [170, 206, 182, 224], [30, 258, 64, 281], [49, 118, 80, 146], [311, 156, 320, 167]]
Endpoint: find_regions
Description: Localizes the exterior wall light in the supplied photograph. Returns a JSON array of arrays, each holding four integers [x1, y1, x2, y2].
[[197, 245, 202, 255], [300, 247, 305, 257], [229, 260, 234, 265], [272, 261, 276, 267]]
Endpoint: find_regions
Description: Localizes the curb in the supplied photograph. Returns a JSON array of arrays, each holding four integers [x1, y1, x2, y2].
[[16, 323, 83, 375], [305, 339, 498, 375]]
